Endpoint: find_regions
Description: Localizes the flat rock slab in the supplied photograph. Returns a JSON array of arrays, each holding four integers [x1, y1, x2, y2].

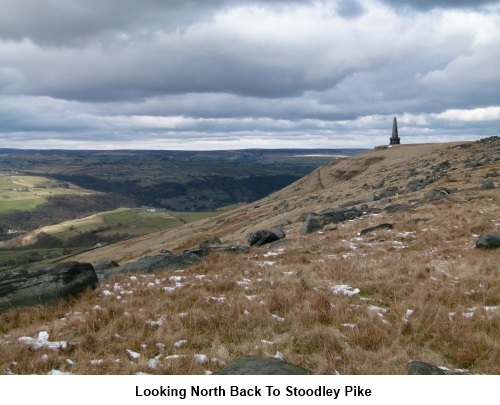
[[360, 223, 394, 236], [247, 229, 285, 247], [0, 261, 98, 312], [476, 232, 500, 249], [213, 355, 312, 375], [102, 252, 202, 279], [407, 361, 447, 375]]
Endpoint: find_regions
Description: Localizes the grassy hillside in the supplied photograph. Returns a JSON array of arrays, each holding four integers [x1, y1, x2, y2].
[[38, 207, 225, 242], [0, 138, 498, 375], [0, 174, 89, 213]]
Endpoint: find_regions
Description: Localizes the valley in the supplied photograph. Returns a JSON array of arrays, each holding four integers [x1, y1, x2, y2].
[[0, 139, 498, 375]]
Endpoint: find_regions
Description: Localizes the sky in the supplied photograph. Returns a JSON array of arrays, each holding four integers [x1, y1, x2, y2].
[[0, 0, 499, 150]]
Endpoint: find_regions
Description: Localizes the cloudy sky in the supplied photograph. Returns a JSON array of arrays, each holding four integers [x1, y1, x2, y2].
[[0, 0, 499, 150]]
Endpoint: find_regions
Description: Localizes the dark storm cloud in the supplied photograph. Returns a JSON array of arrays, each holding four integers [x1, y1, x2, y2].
[[379, 0, 499, 10], [0, 0, 307, 45], [0, 0, 499, 149]]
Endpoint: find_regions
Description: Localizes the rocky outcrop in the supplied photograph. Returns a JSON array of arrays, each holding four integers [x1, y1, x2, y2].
[[476, 232, 500, 249], [300, 207, 363, 235], [247, 229, 285, 247], [213, 355, 312, 375], [101, 251, 202, 279], [0, 262, 98, 312], [100, 245, 250, 279]]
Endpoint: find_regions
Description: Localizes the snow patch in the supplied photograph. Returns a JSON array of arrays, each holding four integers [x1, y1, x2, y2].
[[18, 331, 67, 350]]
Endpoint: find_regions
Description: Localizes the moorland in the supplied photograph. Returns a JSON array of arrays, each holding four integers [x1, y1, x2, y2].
[[0, 138, 498, 375]]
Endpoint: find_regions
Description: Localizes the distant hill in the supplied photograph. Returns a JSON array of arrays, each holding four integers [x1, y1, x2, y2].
[[1, 138, 498, 375]]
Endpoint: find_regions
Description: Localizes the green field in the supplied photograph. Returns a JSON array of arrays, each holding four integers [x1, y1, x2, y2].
[[38, 207, 221, 242], [0, 173, 90, 213]]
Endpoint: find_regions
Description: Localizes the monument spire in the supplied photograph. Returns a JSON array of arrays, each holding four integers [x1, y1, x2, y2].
[[389, 117, 400, 145]]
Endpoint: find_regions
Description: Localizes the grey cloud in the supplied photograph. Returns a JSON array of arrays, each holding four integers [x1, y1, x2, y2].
[[0, 0, 499, 150], [0, 0, 309, 46], [336, 0, 365, 18], [379, 0, 499, 10]]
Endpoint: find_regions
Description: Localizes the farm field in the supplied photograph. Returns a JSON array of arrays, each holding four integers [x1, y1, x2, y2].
[[39, 207, 224, 242], [0, 173, 91, 213]]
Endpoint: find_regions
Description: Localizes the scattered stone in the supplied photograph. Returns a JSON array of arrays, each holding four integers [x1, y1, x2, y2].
[[339, 198, 368, 208], [379, 186, 399, 199], [406, 218, 430, 225], [372, 180, 385, 189], [212, 355, 312, 375], [425, 187, 455, 201], [384, 204, 410, 213], [247, 229, 285, 247], [94, 259, 119, 271], [479, 180, 496, 190], [359, 223, 394, 236], [404, 177, 437, 193], [200, 236, 222, 246], [485, 171, 499, 178], [476, 232, 500, 249], [300, 208, 363, 234], [0, 262, 98, 312], [407, 360, 447, 375]]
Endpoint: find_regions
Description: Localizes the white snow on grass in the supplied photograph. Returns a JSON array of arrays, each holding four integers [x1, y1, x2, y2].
[[101, 290, 114, 296], [402, 309, 414, 323], [126, 349, 141, 360], [173, 339, 187, 349], [148, 354, 163, 369], [47, 369, 72, 375], [194, 354, 208, 364], [368, 305, 389, 324], [260, 340, 274, 345], [271, 314, 285, 322], [236, 278, 252, 286], [257, 261, 275, 266], [146, 316, 165, 327], [18, 331, 67, 350], [263, 248, 284, 258], [330, 284, 360, 297], [165, 355, 187, 361], [341, 323, 357, 329]]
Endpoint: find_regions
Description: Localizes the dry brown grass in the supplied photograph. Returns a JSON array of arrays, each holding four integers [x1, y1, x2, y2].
[[1, 199, 498, 375], [1, 140, 499, 374]]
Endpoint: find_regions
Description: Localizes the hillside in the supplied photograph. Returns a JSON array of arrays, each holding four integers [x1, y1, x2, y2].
[[70, 139, 499, 264], [0, 137, 498, 375]]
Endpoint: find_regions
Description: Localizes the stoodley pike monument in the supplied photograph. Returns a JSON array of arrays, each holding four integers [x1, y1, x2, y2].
[[390, 117, 401, 145]]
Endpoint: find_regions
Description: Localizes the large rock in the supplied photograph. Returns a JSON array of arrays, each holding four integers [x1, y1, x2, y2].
[[0, 261, 98, 312], [247, 229, 285, 247], [300, 208, 363, 234], [407, 360, 447, 375], [476, 232, 500, 249], [213, 355, 312, 375], [102, 251, 202, 279]]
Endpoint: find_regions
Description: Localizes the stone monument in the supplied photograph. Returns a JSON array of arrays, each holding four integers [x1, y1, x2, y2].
[[389, 117, 400, 145]]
